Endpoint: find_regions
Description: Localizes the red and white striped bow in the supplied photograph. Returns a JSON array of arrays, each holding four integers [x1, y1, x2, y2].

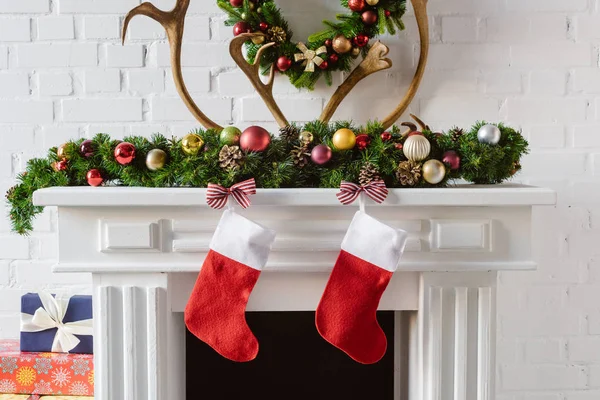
[[206, 178, 257, 209], [336, 180, 389, 205]]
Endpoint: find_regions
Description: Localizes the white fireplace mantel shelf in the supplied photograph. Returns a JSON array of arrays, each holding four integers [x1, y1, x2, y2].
[[34, 185, 555, 400]]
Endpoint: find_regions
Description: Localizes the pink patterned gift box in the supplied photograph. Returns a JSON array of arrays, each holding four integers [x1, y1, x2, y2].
[[0, 340, 93, 397]]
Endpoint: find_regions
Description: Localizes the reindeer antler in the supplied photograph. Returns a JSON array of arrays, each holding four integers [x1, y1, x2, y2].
[[230, 33, 289, 128], [122, 0, 222, 131], [320, 41, 392, 124], [318, 0, 429, 128], [381, 0, 429, 130]]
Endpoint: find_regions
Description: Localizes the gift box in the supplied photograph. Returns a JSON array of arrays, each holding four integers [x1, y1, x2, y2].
[[20, 293, 93, 354], [40, 397, 92, 399], [0, 340, 94, 396], [0, 395, 36, 399]]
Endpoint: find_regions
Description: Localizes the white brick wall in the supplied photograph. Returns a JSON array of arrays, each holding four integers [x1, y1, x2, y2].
[[0, 0, 598, 396]]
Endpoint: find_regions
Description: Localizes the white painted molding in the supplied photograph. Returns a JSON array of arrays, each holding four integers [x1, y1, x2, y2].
[[42, 186, 553, 400]]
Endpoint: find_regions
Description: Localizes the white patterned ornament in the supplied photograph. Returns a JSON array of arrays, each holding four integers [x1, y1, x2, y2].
[[403, 135, 431, 162], [477, 124, 501, 145]]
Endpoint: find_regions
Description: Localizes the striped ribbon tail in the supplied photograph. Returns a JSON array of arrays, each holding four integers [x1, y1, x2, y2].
[[206, 178, 257, 209], [336, 180, 389, 205]]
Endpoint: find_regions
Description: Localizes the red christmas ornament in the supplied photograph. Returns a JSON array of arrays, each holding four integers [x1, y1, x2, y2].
[[353, 34, 369, 48], [407, 131, 423, 137], [80, 139, 95, 158], [230, 0, 243, 7], [86, 169, 104, 187], [325, 39, 333, 47], [348, 0, 366, 12], [395, 143, 403, 150], [385, 10, 391, 17], [233, 21, 251, 36], [277, 56, 292, 72], [311, 144, 332, 165], [362, 10, 378, 25], [329, 53, 339, 63], [381, 132, 392, 142], [319, 60, 329, 70], [355, 134, 371, 150], [259, 22, 269, 32], [114, 142, 136, 165], [52, 160, 68, 172], [442, 150, 461, 171], [240, 126, 271, 152]]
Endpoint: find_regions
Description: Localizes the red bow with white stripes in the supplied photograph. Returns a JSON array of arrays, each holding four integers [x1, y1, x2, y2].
[[336, 180, 389, 205], [206, 178, 257, 209]]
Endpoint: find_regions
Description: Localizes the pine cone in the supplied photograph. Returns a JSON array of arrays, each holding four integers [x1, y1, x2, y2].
[[5, 186, 14, 201], [279, 125, 299, 142], [449, 127, 465, 142], [219, 145, 243, 171], [396, 161, 422, 186], [291, 144, 310, 168], [267, 26, 287, 44], [359, 162, 380, 186]]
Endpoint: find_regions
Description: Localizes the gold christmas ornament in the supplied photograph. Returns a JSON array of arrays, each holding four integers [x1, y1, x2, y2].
[[397, 161, 422, 186], [332, 34, 352, 54], [299, 131, 314, 144], [332, 128, 357, 150], [351, 47, 361, 58], [181, 133, 204, 156], [403, 135, 431, 161], [146, 149, 168, 171], [57, 143, 68, 160], [366, 0, 380, 5], [251, 33, 265, 45], [422, 159, 446, 184]]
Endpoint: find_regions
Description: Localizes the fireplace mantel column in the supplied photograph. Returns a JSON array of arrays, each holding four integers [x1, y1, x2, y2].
[[33, 186, 556, 400]]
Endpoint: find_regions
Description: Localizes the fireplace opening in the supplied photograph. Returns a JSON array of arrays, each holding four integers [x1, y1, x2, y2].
[[186, 311, 399, 399]]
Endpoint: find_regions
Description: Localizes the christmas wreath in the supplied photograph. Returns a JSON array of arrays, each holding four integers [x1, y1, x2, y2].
[[218, 0, 407, 89], [7, 117, 528, 235]]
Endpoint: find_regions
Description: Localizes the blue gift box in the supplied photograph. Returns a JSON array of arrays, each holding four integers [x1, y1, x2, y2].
[[20, 293, 93, 354]]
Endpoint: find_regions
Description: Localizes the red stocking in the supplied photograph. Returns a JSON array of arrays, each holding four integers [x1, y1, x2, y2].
[[316, 211, 408, 364], [185, 210, 276, 362]]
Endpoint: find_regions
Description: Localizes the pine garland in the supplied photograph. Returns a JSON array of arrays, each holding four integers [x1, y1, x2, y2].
[[218, 0, 407, 90], [6, 120, 528, 235]]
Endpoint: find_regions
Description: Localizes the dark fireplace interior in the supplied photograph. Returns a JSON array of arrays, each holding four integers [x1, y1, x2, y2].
[[187, 311, 396, 400]]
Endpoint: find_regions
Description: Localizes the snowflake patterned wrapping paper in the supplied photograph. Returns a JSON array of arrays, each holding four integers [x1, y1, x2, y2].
[[20, 293, 93, 354], [0, 340, 94, 396]]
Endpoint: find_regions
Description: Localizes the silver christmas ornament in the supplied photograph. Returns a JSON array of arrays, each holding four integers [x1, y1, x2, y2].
[[477, 124, 501, 145]]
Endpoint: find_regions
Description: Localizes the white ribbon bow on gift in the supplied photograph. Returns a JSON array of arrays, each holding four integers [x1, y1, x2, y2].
[[20, 292, 93, 353]]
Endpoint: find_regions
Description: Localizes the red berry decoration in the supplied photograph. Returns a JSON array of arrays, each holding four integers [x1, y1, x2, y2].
[[114, 142, 136, 165], [442, 150, 461, 171], [395, 143, 403, 150], [381, 132, 392, 142], [80, 139, 95, 158], [233, 21, 251, 36], [356, 134, 371, 150], [259, 22, 269, 32], [276, 56, 292, 72], [230, 0, 243, 7], [385, 10, 392, 17], [362, 10, 378, 25], [86, 169, 104, 187], [329, 53, 339, 63], [240, 126, 271, 152], [319, 60, 329, 70], [52, 160, 68, 172], [325, 39, 333, 47], [353, 34, 369, 47], [348, 0, 366, 12]]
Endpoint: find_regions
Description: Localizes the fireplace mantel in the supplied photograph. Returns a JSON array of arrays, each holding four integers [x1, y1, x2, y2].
[[34, 185, 555, 400]]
